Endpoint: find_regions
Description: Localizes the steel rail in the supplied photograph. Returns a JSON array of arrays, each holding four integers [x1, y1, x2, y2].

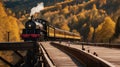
[[39, 43, 56, 67], [76, 42, 120, 48]]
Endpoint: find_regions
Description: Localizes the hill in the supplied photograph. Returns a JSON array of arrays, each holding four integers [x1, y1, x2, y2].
[[3, 0, 120, 42], [39, 0, 119, 42]]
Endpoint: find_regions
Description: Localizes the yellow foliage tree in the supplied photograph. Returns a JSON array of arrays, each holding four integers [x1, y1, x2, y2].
[[77, 10, 86, 21], [62, 6, 69, 14], [0, 27, 4, 41], [8, 16, 20, 42], [95, 17, 115, 42], [0, 3, 7, 17], [61, 21, 70, 31], [72, 29, 79, 34], [72, 15, 78, 23], [0, 2, 21, 42], [6, 8, 12, 15], [88, 26, 94, 41], [99, 0, 106, 7]]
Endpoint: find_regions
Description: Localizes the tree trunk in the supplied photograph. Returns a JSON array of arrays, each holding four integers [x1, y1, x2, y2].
[[92, 28, 96, 43]]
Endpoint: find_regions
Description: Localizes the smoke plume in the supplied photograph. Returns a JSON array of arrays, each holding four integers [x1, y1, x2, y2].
[[30, 2, 44, 16]]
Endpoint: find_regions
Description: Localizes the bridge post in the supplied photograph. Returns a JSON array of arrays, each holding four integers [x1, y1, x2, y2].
[[82, 43, 85, 50], [23, 42, 40, 67], [64, 31, 66, 39], [8, 32, 10, 42], [54, 28, 56, 40], [47, 26, 49, 37]]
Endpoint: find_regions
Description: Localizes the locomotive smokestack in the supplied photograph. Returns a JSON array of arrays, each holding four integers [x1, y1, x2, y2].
[[28, 15, 34, 20], [31, 15, 34, 20]]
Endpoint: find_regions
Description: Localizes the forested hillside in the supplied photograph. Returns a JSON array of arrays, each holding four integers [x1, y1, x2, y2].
[[0, 2, 23, 42], [39, 0, 119, 42], [3, 0, 120, 42]]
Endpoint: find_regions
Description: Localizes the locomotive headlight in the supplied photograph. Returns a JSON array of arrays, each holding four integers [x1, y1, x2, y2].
[[28, 24, 32, 28]]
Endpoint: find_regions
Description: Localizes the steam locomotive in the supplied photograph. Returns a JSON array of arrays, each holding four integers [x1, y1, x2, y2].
[[21, 16, 80, 42], [21, 18, 48, 41]]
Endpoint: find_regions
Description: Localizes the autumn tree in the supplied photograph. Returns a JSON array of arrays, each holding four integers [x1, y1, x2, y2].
[[62, 6, 70, 18], [6, 8, 12, 15], [98, 0, 106, 7], [0, 2, 21, 42], [68, 15, 78, 32], [114, 16, 120, 38], [88, 26, 94, 41], [61, 20, 70, 31], [0, 3, 7, 17], [95, 17, 115, 42], [86, 4, 106, 42], [79, 23, 90, 42]]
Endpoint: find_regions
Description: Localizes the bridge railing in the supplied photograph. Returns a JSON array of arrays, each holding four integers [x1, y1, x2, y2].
[[0, 42, 56, 67], [0, 42, 36, 50], [74, 42, 120, 48], [51, 42, 115, 67]]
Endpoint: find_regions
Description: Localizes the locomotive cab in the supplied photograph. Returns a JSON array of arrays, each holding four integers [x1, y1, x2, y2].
[[35, 19, 48, 40]]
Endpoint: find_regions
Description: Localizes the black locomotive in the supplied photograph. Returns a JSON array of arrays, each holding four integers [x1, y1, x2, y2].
[[21, 18, 48, 41]]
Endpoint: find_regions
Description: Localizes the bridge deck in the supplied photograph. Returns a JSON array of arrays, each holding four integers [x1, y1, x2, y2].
[[60, 42, 120, 67], [40, 42, 83, 67]]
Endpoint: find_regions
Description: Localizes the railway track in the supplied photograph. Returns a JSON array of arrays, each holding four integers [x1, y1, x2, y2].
[[50, 42, 85, 67], [39, 42, 55, 67], [40, 41, 84, 67]]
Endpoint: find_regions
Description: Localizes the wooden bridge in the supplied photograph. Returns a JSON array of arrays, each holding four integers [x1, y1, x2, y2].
[[0, 41, 119, 67]]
